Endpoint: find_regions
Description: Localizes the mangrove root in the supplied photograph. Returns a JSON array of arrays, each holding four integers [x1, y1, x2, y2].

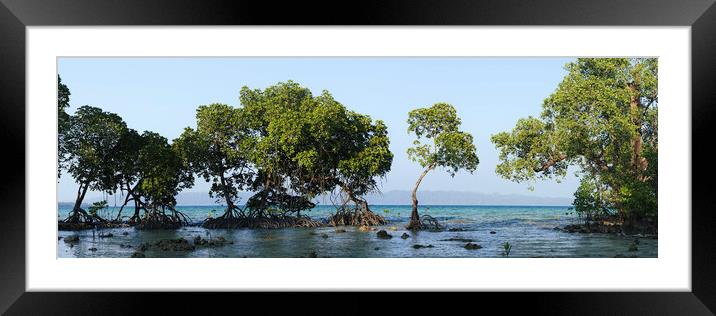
[[135, 207, 191, 230], [407, 214, 442, 231], [59, 208, 114, 230], [203, 207, 323, 229], [328, 206, 385, 227]]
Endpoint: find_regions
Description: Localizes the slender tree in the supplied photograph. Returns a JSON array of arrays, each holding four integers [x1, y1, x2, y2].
[[491, 58, 658, 231], [406, 103, 479, 230]]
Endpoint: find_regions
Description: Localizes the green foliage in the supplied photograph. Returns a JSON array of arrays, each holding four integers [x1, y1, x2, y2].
[[406, 102, 478, 229], [491, 117, 568, 183], [136, 132, 194, 208], [174, 103, 253, 208], [113, 129, 144, 193], [573, 177, 613, 221], [65, 105, 129, 196], [491, 58, 658, 221], [57, 76, 72, 178], [58, 75, 71, 113], [502, 241, 512, 257], [240, 81, 393, 210], [87, 200, 108, 217], [407, 102, 461, 139], [335, 115, 393, 198], [407, 103, 479, 176]]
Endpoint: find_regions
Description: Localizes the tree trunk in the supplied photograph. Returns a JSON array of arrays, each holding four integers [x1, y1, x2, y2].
[[132, 197, 141, 220], [408, 164, 435, 230], [342, 184, 369, 212], [116, 182, 139, 221], [219, 172, 235, 217], [73, 182, 89, 212], [628, 82, 646, 176], [115, 192, 132, 221]]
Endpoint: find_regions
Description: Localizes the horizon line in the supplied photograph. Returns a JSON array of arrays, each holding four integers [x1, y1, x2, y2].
[[57, 202, 573, 207]]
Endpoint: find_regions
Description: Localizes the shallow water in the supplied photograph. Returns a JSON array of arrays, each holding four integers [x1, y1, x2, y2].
[[57, 205, 657, 258]]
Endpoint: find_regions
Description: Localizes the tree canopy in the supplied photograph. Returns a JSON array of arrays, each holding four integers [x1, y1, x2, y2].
[[57, 75, 71, 178], [173, 103, 254, 226], [132, 131, 194, 228], [240, 81, 393, 226], [407, 103, 479, 175], [406, 102, 479, 230], [492, 58, 658, 227], [63, 105, 128, 223]]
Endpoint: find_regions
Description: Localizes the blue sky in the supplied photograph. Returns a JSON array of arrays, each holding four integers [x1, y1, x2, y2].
[[57, 57, 580, 202]]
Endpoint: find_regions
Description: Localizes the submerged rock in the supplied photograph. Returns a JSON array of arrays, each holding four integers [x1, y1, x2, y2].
[[119, 244, 133, 249], [141, 238, 195, 252], [63, 235, 80, 243], [131, 251, 146, 258], [308, 251, 318, 258], [376, 230, 392, 239], [561, 222, 623, 234], [335, 229, 346, 233], [98, 233, 114, 238], [448, 228, 465, 232], [412, 244, 434, 249], [441, 237, 474, 243], [193, 235, 231, 247], [88, 247, 97, 252], [489, 231, 496, 234], [321, 233, 329, 239], [464, 242, 483, 250], [400, 233, 410, 239], [122, 232, 129, 236]]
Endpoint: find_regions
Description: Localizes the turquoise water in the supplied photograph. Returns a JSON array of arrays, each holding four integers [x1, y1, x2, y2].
[[57, 204, 657, 258]]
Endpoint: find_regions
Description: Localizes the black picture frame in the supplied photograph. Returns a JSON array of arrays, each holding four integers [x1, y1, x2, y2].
[[1, 0, 714, 314]]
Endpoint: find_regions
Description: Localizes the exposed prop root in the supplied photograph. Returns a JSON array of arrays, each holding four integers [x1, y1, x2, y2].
[[328, 207, 385, 227], [203, 215, 324, 229], [135, 207, 191, 230], [58, 222, 96, 231], [328, 188, 385, 227], [420, 215, 442, 231], [202, 206, 323, 229], [407, 214, 442, 231], [59, 208, 113, 230]]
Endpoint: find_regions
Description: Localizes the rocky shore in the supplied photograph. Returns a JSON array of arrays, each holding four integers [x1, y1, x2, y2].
[[555, 220, 657, 238]]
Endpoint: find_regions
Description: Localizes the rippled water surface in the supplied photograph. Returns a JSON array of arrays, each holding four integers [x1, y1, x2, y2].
[[57, 205, 657, 258]]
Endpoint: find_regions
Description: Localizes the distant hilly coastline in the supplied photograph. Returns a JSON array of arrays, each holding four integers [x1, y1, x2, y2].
[[361, 190, 572, 206], [62, 190, 573, 207]]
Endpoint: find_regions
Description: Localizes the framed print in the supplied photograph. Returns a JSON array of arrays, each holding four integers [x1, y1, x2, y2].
[[1, 0, 715, 314]]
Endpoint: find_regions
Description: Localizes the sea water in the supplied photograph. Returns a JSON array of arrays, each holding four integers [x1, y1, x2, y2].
[[57, 204, 657, 258]]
